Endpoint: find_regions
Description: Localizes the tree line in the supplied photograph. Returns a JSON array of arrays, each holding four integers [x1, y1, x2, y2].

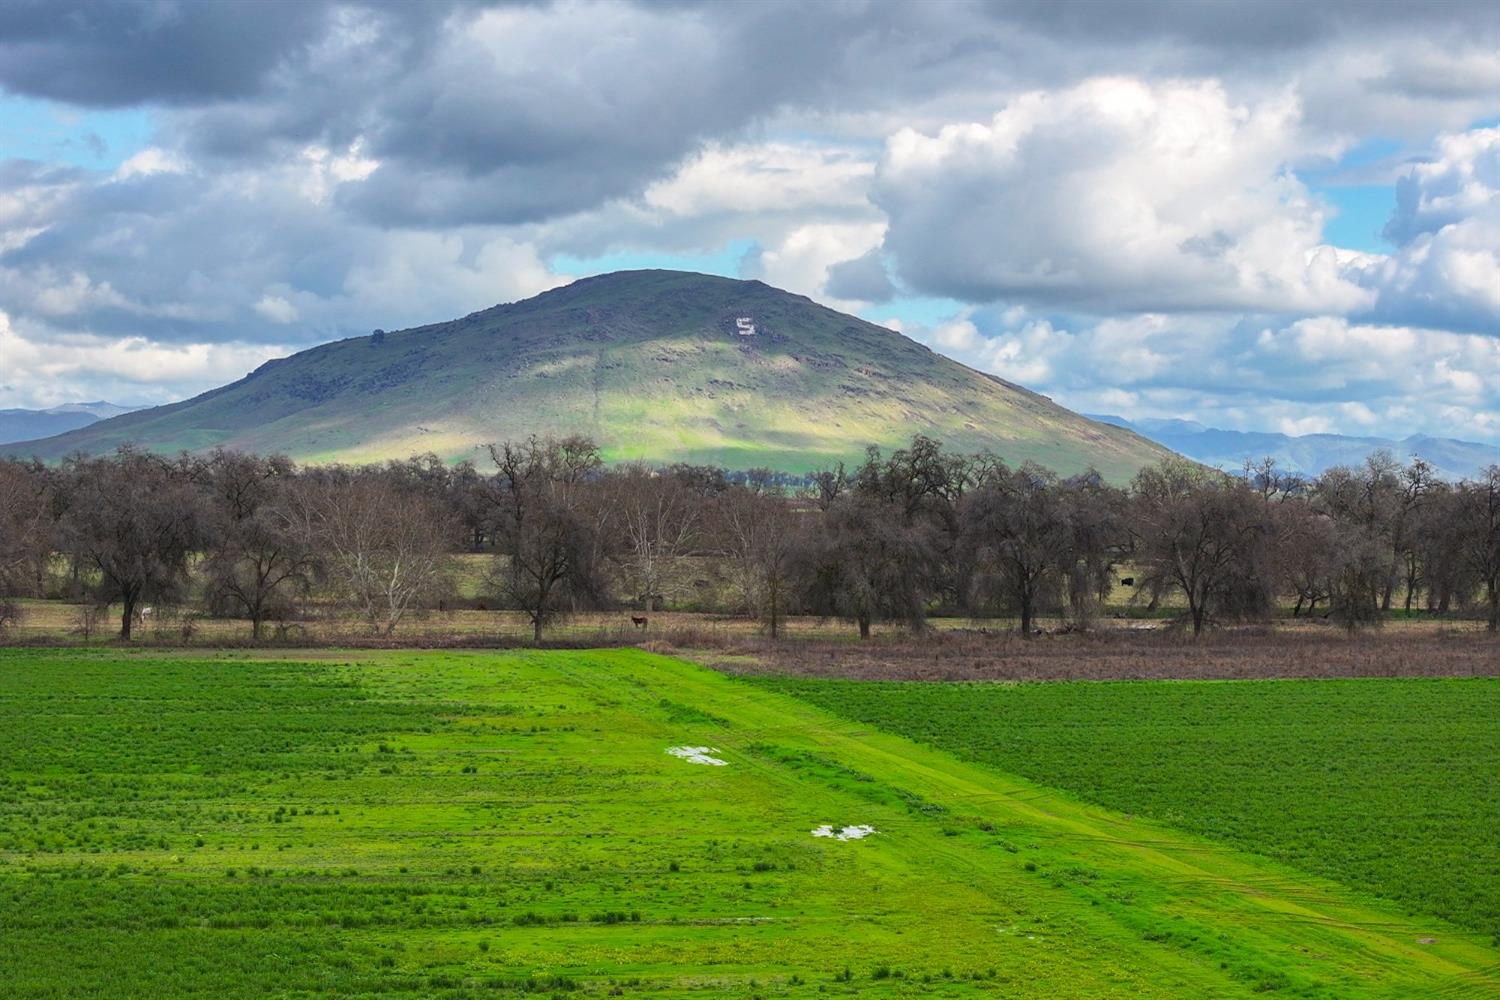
[[1, 437, 1497, 640]]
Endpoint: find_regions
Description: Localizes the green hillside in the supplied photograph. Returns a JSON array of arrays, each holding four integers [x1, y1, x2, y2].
[[9, 270, 1171, 478]]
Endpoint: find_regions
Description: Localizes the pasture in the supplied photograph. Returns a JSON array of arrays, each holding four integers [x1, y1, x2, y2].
[[1, 648, 1497, 998], [754, 676, 1500, 940]]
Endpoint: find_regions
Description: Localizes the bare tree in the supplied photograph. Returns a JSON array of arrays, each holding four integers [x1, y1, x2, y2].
[[1456, 466, 1500, 631], [1326, 523, 1389, 631], [201, 447, 293, 520], [1273, 501, 1337, 617], [612, 465, 700, 611], [289, 472, 452, 634], [717, 484, 798, 638], [0, 460, 53, 633], [56, 450, 203, 640], [960, 464, 1073, 637], [1315, 454, 1404, 614], [1062, 471, 1129, 628], [1392, 458, 1437, 611], [1130, 459, 1273, 635], [198, 451, 315, 640], [1410, 482, 1475, 614], [448, 460, 497, 552], [809, 463, 848, 512], [489, 437, 612, 641], [798, 493, 933, 639], [848, 435, 991, 608]]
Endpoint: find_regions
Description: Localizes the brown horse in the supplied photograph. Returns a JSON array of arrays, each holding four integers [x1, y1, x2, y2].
[[630, 616, 649, 629]]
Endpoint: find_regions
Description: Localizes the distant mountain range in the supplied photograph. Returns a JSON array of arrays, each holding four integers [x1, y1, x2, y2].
[[2, 271, 1173, 480], [1090, 415, 1500, 482], [0, 401, 140, 446]]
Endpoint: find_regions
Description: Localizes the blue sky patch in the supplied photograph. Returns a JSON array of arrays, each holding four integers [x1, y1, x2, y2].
[[0, 93, 154, 169], [550, 239, 759, 281]]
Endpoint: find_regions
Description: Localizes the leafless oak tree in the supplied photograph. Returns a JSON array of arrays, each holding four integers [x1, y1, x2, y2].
[[56, 449, 203, 640], [288, 472, 452, 634]]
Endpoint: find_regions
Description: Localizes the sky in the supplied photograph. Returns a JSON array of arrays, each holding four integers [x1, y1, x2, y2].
[[1, 1, 1498, 444]]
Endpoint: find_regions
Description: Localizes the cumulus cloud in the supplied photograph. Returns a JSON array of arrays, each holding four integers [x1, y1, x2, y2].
[[111, 147, 190, 181], [897, 303, 1500, 443], [1341, 126, 1500, 334], [158, 1, 953, 229], [643, 143, 874, 219], [743, 222, 887, 309], [2, 0, 1499, 441], [0, 139, 568, 350], [252, 295, 299, 325], [0, 309, 290, 409], [825, 249, 896, 304], [874, 77, 1370, 314]]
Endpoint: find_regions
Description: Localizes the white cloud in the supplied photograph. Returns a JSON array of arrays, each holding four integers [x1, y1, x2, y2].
[[342, 233, 567, 322], [112, 147, 190, 181], [743, 221, 886, 309], [874, 77, 1371, 314], [929, 317, 980, 352], [253, 294, 299, 324], [1382, 126, 1500, 243], [297, 138, 380, 204], [0, 265, 227, 324], [1351, 125, 1500, 333], [905, 303, 1500, 444], [1278, 415, 1334, 435], [3, 5, 1500, 446], [26, 270, 132, 317], [0, 310, 289, 408], [643, 142, 874, 217]]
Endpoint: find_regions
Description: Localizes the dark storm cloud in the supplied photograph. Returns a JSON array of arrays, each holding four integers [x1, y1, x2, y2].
[[987, 0, 1500, 50], [825, 249, 896, 305], [153, 0, 1006, 227], [5, 1, 1497, 231], [0, 0, 340, 106]]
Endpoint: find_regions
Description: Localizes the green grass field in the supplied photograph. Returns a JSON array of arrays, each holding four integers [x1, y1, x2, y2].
[[753, 677, 1500, 942], [1, 648, 1496, 998]]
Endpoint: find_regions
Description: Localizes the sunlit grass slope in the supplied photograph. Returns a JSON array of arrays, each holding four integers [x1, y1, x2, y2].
[[8, 270, 1172, 479], [756, 676, 1500, 940], [1, 647, 1495, 998]]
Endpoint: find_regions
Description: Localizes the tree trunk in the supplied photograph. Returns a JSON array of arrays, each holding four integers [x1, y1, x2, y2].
[[1488, 582, 1499, 633], [1019, 593, 1034, 639], [251, 612, 263, 641], [857, 614, 871, 640], [1189, 597, 1205, 636], [119, 594, 135, 641], [767, 579, 780, 640], [533, 615, 544, 642]]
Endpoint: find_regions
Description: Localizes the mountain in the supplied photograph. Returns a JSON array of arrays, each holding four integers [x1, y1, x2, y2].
[[7, 270, 1172, 480], [0, 401, 140, 445], [1090, 415, 1500, 481]]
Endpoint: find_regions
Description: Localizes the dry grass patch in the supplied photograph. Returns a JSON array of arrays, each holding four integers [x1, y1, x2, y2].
[[705, 628, 1500, 682]]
